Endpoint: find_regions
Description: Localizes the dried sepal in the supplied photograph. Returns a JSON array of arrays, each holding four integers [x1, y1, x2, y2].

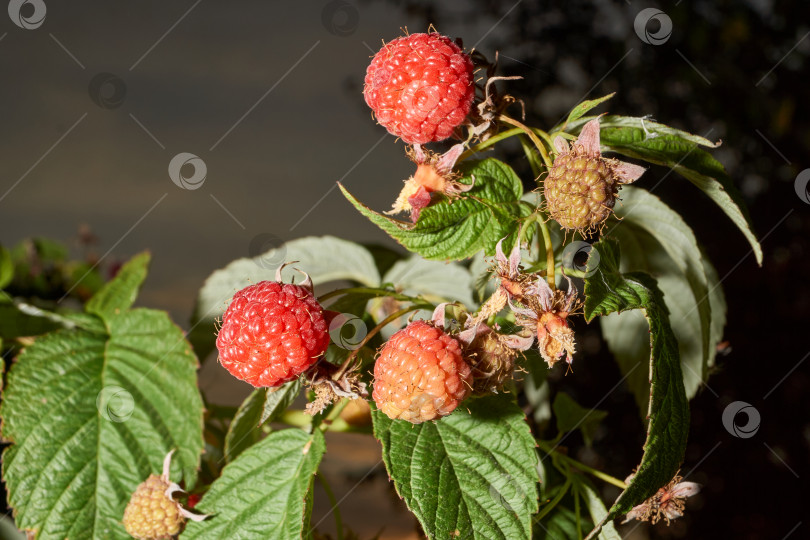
[[304, 362, 368, 416]]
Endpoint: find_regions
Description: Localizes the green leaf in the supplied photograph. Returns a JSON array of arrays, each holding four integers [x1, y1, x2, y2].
[[552, 392, 607, 447], [562, 93, 615, 127], [382, 256, 475, 308], [702, 253, 728, 371], [600, 187, 726, 408], [224, 390, 265, 463], [523, 349, 551, 427], [261, 379, 302, 424], [85, 252, 150, 320], [582, 239, 689, 526], [1, 308, 204, 539], [0, 245, 13, 289], [372, 394, 539, 540], [571, 115, 720, 147], [224, 380, 302, 463], [573, 476, 621, 540], [0, 302, 62, 338], [372, 256, 475, 338], [599, 309, 652, 414], [574, 115, 762, 265], [340, 158, 531, 261], [190, 236, 380, 359], [182, 428, 325, 539], [533, 505, 581, 540]]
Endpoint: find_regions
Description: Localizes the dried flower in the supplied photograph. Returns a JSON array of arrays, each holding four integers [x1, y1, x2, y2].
[[623, 472, 701, 525], [510, 275, 578, 368], [467, 240, 579, 368], [388, 143, 473, 222]]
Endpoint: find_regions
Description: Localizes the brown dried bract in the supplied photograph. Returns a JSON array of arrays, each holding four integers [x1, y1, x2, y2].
[[623, 472, 701, 525]]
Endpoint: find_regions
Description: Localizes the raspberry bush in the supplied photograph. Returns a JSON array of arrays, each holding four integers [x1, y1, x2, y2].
[[0, 29, 761, 540]]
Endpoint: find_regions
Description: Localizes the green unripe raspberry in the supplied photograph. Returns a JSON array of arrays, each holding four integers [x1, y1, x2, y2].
[[122, 474, 184, 539], [544, 119, 646, 232], [544, 148, 617, 231]]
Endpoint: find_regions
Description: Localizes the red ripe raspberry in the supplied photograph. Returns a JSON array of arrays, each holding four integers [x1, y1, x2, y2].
[[364, 32, 475, 145], [216, 281, 330, 387], [372, 320, 472, 423]]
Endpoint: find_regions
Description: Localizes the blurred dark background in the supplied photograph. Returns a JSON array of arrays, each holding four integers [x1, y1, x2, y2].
[[1, 1, 808, 538]]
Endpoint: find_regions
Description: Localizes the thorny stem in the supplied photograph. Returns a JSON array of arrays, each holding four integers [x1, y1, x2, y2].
[[458, 127, 523, 161], [497, 115, 553, 167], [317, 473, 344, 540], [331, 305, 429, 381]]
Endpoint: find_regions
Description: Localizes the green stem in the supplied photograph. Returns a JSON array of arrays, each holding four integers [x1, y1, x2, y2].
[[277, 409, 371, 433], [519, 135, 543, 178], [518, 213, 539, 247], [332, 305, 428, 380], [279, 410, 314, 428], [320, 398, 350, 430], [537, 440, 628, 490], [536, 219, 556, 289], [530, 127, 555, 148], [568, 461, 628, 490], [533, 473, 572, 523], [458, 127, 524, 162], [498, 115, 552, 167], [559, 267, 588, 279], [317, 473, 344, 540], [317, 286, 424, 305], [574, 481, 583, 540]]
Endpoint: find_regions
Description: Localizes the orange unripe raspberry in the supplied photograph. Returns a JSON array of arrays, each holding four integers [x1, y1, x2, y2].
[[372, 320, 472, 423]]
